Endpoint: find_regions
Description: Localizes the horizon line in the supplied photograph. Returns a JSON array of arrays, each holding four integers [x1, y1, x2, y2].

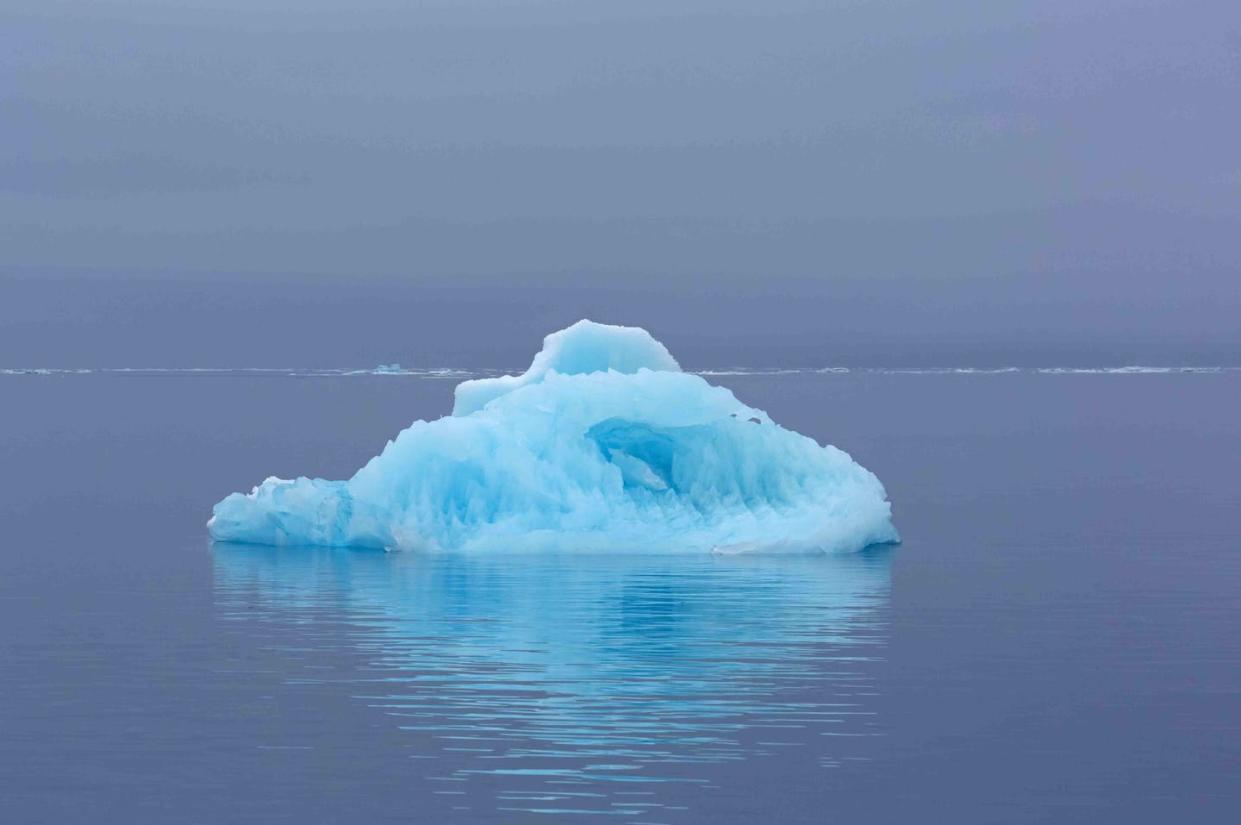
[[4, 365, 1238, 377]]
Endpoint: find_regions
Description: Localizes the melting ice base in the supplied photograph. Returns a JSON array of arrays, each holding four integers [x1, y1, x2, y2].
[[209, 321, 898, 553]]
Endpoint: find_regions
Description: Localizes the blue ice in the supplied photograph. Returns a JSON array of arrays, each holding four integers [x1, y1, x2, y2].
[[208, 320, 898, 553]]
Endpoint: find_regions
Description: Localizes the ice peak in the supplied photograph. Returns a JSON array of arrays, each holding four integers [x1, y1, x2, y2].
[[453, 320, 681, 416]]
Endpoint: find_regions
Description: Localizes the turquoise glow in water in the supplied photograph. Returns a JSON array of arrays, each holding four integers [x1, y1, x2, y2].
[[213, 546, 892, 818]]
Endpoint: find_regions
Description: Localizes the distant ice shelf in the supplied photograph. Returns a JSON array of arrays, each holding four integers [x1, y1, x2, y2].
[[207, 320, 900, 554], [4, 366, 1233, 377]]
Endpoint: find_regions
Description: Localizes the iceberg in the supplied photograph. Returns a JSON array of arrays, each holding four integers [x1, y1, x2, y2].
[[208, 320, 898, 553]]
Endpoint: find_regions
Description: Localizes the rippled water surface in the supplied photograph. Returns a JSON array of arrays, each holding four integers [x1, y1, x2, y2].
[[2, 372, 1238, 823], [215, 547, 891, 819]]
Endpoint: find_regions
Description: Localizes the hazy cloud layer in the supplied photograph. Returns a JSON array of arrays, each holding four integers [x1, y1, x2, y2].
[[3, 1, 1238, 362]]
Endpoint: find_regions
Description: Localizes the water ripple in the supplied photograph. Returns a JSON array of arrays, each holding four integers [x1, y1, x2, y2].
[[212, 547, 892, 821]]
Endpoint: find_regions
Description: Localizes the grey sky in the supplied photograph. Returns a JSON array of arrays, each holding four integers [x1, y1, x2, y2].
[[2, 0, 1239, 365]]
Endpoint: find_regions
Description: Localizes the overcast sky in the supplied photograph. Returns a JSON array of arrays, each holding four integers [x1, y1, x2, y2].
[[2, 0, 1238, 365]]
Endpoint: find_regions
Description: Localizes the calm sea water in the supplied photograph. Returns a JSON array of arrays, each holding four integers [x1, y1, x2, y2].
[[2, 372, 1237, 823]]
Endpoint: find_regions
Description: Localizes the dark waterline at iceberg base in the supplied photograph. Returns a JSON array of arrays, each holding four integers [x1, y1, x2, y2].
[[2, 371, 1238, 823]]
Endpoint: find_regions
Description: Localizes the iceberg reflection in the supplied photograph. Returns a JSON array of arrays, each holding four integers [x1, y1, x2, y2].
[[212, 546, 892, 819]]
